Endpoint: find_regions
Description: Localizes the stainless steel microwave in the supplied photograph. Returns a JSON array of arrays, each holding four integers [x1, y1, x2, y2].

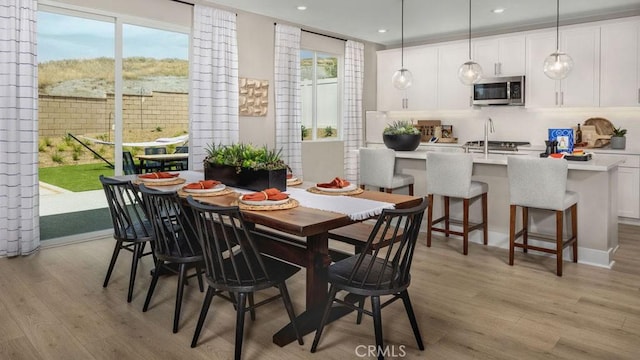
[[473, 76, 525, 106]]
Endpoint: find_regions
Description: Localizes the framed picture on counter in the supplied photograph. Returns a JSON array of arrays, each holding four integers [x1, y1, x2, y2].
[[548, 128, 574, 153]]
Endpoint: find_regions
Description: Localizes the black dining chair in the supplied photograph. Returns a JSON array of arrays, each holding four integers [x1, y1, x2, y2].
[[138, 184, 205, 333], [100, 175, 155, 302], [186, 197, 304, 360], [142, 147, 167, 173], [311, 198, 428, 360], [123, 151, 140, 175], [174, 145, 188, 171]]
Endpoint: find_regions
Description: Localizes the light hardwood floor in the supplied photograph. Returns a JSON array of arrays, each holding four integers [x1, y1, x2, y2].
[[1, 225, 639, 360]]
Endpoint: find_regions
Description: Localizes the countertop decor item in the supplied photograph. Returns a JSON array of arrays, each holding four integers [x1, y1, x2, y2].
[[543, 0, 573, 79], [611, 126, 627, 150], [458, 0, 483, 85], [382, 120, 421, 151]]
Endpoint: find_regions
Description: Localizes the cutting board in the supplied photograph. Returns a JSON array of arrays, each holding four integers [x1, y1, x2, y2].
[[575, 125, 611, 148]]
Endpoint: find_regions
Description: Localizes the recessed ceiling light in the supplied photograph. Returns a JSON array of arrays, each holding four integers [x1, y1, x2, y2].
[[492, 8, 505, 14], [378, 29, 387, 33], [297, 6, 307, 11]]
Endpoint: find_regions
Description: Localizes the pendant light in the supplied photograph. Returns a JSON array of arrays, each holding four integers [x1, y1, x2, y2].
[[543, 0, 573, 79], [392, 0, 412, 90], [458, 0, 482, 85]]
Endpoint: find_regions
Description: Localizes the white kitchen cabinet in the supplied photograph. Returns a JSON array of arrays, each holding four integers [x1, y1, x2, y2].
[[473, 35, 525, 77], [437, 42, 472, 109], [600, 19, 640, 107], [525, 26, 600, 108], [376, 46, 438, 111], [615, 155, 640, 220]]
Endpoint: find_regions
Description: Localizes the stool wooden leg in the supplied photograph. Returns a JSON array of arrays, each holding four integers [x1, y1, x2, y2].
[[385, 188, 392, 194], [571, 204, 578, 263], [482, 193, 488, 245], [509, 205, 516, 266], [522, 207, 529, 253], [462, 198, 470, 255], [426, 194, 434, 247], [444, 196, 450, 237], [408, 184, 414, 196], [556, 210, 564, 277]]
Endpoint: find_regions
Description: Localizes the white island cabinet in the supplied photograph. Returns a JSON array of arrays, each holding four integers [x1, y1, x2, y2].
[[393, 151, 622, 269]]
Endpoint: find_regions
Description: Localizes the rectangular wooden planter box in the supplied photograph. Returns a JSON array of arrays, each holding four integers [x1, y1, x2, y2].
[[204, 164, 286, 191]]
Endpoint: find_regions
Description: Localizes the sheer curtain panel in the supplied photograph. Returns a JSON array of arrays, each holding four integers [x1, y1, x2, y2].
[[0, 0, 40, 256], [190, 5, 239, 171], [343, 40, 364, 183], [274, 24, 303, 178]]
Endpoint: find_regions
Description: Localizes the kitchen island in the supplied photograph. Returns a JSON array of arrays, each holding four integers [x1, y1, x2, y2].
[[391, 150, 623, 268]]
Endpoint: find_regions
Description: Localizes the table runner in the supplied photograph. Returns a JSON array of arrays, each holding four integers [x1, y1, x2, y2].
[[234, 187, 395, 221]]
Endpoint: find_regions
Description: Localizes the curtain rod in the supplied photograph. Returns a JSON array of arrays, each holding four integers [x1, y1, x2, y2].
[[170, 0, 193, 6], [274, 23, 346, 42]]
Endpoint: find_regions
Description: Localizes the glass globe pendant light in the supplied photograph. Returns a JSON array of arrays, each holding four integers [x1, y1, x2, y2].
[[392, 0, 412, 90], [543, 0, 573, 80], [458, 0, 482, 85]]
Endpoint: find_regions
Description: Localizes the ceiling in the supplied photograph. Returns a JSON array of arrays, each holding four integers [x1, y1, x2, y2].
[[204, 0, 640, 47]]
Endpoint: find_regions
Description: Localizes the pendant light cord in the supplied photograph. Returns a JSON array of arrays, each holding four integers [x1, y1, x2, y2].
[[468, 0, 472, 60], [401, 0, 405, 68], [555, 0, 560, 51]]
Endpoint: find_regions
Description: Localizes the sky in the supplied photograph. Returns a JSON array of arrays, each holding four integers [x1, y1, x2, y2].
[[37, 11, 189, 63]]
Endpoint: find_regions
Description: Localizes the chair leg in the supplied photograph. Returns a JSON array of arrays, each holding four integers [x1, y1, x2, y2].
[[556, 210, 564, 277], [249, 293, 256, 321], [234, 292, 248, 360], [191, 286, 215, 348], [522, 207, 529, 253], [103, 241, 122, 288], [462, 198, 470, 255], [371, 296, 384, 360], [143, 259, 163, 312], [408, 184, 414, 196], [196, 265, 204, 292], [278, 283, 303, 345], [571, 204, 578, 262], [356, 297, 365, 325], [400, 290, 424, 350], [426, 194, 434, 247], [443, 197, 450, 237], [311, 285, 339, 353], [482, 193, 488, 245], [509, 205, 516, 266], [127, 242, 143, 303], [173, 263, 188, 333]]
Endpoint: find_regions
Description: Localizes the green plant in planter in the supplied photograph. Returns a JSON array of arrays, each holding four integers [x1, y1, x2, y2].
[[301, 125, 309, 140], [613, 127, 627, 137], [383, 120, 420, 135], [204, 143, 289, 173]]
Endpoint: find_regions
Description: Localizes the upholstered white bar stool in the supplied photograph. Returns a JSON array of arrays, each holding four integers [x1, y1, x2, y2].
[[426, 152, 488, 255], [359, 148, 414, 195], [507, 156, 578, 276]]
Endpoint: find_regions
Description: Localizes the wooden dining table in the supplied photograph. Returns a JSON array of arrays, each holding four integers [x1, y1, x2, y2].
[[116, 170, 423, 346]]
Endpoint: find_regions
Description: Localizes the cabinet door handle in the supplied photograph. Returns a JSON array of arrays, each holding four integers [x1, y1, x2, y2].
[[638, 88, 640, 104], [555, 92, 558, 105], [560, 92, 564, 106], [494, 63, 498, 75]]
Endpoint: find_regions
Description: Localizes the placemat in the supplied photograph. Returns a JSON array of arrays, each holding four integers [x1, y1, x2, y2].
[[231, 198, 300, 211], [287, 179, 303, 186], [134, 178, 186, 186], [178, 187, 235, 197], [307, 186, 364, 196]]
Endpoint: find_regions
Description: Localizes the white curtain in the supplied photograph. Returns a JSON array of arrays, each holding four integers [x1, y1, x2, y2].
[[190, 5, 239, 171], [343, 40, 364, 183], [0, 0, 39, 257], [274, 24, 303, 178]]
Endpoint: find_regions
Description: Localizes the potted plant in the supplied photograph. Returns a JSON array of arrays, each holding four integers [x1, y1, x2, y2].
[[611, 126, 627, 150], [203, 143, 288, 191], [382, 120, 421, 151]]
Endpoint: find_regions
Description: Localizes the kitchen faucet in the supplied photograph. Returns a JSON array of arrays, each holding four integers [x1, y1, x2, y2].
[[484, 117, 494, 157]]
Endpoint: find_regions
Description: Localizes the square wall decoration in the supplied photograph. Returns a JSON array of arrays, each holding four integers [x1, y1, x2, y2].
[[239, 78, 268, 116], [548, 128, 574, 153]]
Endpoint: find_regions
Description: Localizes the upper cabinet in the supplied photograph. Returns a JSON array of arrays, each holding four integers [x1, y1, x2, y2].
[[600, 19, 640, 107], [473, 35, 526, 77], [437, 42, 472, 109], [525, 26, 600, 108], [376, 46, 438, 111]]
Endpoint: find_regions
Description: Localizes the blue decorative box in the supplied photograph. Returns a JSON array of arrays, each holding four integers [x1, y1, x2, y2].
[[548, 128, 574, 153]]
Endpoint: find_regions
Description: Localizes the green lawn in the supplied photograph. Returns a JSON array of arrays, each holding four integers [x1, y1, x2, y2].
[[39, 163, 114, 192]]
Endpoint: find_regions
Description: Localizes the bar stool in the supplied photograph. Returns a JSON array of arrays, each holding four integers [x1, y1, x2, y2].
[[426, 152, 488, 255], [507, 156, 578, 276], [359, 148, 414, 195]]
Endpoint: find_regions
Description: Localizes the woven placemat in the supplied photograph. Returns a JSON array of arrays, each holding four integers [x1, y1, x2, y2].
[[178, 187, 235, 197], [134, 178, 186, 186], [231, 198, 300, 211], [287, 179, 303, 186], [307, 186, 364, 196]]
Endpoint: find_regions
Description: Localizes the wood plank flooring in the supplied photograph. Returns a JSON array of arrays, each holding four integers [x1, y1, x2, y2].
[[1, 224, 639, 359]]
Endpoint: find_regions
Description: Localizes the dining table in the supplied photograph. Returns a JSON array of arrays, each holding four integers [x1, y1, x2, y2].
[[115, 170, 423, 346], [136, 152, 189, 172]]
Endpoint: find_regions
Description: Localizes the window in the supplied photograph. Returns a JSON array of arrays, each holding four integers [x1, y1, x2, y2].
[[301, 50, 341, 141]]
